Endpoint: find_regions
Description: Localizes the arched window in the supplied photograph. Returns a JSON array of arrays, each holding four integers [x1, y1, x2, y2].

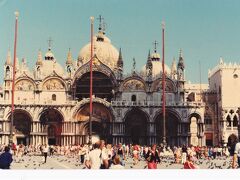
[[233, 115, 238, 127], [226, 115, 231, 127], [131, 95, 136, 102], [5, 66, 10, 78], [52, 94, 56, 101]]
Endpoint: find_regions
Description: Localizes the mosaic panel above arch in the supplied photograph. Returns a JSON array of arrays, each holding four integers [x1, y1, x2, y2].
[[151, 78, 176, 92], [15, 80, 35, 91], [122, 79, 146, 91], [42, 78, 65, 91]]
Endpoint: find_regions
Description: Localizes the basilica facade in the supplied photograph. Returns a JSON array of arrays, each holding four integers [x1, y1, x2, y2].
[[0, 23, 239, 147]]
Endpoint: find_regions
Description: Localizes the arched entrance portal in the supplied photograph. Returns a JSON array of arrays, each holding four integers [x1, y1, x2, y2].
[[9, 109, 32, 145], [75, 102, 113, 144], [75, 72, 114, 101], [155, 111, 180, 146], [188, 113, 203, 146], [125, 108, 148, 145], [40, 109, 63, 145]]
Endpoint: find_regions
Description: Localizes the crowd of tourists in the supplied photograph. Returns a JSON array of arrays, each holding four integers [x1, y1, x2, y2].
[[0, 141, 240, 169]]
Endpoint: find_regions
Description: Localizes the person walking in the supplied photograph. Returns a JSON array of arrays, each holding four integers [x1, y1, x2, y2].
[[181, 145, 187, 164], [0, 146, 13, 169], [42, 144, 49, 163]]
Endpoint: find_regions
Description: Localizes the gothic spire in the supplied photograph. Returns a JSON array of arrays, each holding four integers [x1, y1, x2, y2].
[[171, 57, 177, 76], [66, 48, 73, 65], [5, 49, 12, 66], [178, 49, 185, 70], [146, 49, 152, 69], [36, 49, 43, 65], [132, 57, 136, 72], [146, 50, 153, 78], [117, 48, 123, 69]]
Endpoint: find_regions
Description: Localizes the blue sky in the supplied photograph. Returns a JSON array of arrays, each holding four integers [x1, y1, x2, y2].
[[0, 0, 240, 84]]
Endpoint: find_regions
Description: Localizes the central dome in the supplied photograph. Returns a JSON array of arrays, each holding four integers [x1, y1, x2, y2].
[[78, 32, 119, 70]]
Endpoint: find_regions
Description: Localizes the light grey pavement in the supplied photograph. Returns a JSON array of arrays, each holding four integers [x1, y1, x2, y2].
[[10, 155, 234, 169]]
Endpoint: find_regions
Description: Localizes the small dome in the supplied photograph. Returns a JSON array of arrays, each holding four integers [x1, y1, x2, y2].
[[78, 32, 119, 70], [40, 60, 64, 77], [142, 60, 171, 77]]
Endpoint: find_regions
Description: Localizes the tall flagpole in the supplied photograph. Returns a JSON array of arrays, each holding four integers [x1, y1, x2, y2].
[[162, 21, 166, 146], [10, 11, 19, 145], [89, 16, 94, 145]]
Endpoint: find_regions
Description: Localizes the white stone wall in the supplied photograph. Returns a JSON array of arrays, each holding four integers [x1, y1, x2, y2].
[[221, 68, 240, 107], [121, 92, 147, 102], [40, 91, 67, 104]]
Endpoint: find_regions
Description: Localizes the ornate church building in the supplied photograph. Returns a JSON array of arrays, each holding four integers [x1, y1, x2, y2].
[[0, 18, 239, 147]]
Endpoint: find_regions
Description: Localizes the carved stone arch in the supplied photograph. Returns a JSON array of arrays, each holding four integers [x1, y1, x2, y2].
[[226, 114, 231, 127], [153, 108, 181, 123], [15, 77, 36, 91], [120, 76, 147, 92], [154, 108, 181, 145], [73, 55, 117, 87], [73, 98, 114, 144], [7, 108, 33, 145], [188, 112, 204, 146], [72, 97, 115, 122], [6, 108, 34, 122], [42, 76, 67, 91], [38, 107, 65, 145], [123, 107, 150, 122], [123, 107, 149, 145], [151, 77, 177, 92], [188, 111, 203, 123], [73, 60, 117, 101], [233, 114, 238, 127], [38, 107, 65, 122]]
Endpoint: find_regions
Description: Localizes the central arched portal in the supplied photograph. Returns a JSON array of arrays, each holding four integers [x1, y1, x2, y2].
[[75, 71, 114, 101], [40, 109, 63, 145], [9, 109, 32, 145], [155, 111, 180, 146], [75, 102, 113, 144], [124, 108, 148, 145]]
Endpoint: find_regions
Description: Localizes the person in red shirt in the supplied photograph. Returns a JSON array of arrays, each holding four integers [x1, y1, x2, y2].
[[184, 155, 199, 169]]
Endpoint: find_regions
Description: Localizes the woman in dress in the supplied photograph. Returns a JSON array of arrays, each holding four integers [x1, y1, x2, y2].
[[145, 144, 160, 169]]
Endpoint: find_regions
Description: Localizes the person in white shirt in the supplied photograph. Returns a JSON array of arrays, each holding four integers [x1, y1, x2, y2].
[[42, 144, 49, 163], [85, 140, 108, 169], [110, 155, 124, 169]]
